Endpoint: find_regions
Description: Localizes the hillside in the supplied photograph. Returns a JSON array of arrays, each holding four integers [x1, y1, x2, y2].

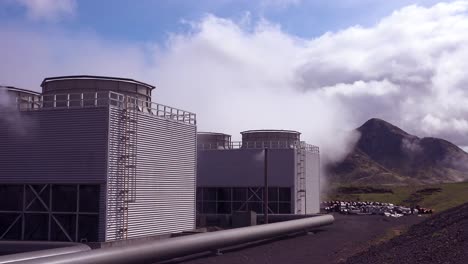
[[323, 182, 468, 213], [346, 202, 468, 264], [328, 118, 468, 185]]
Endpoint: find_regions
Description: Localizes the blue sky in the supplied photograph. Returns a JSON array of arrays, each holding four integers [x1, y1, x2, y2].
[[1, 0, 468, 153], [0, 0, 441, 43]]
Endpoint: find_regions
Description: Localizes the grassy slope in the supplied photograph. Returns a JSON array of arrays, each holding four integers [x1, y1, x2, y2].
[[323, 182, 468, 213]]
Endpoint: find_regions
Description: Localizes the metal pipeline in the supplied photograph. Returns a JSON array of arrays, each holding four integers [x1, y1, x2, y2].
[[0, 241, 89, 255], [13, 214, 334, 264], [258, 214, 323, 223], [0, 242, 90, 264]]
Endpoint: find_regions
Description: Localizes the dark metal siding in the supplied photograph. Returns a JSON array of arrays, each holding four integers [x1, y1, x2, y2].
[[0, 108, 109, 184], [0, 107, 110, 242], [197, 149, 295, 187]]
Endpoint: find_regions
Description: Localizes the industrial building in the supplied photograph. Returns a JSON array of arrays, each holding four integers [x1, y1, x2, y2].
[[0, 86, 41, 110], [0, 76, 197, 243], [197, 130, 320, 215]]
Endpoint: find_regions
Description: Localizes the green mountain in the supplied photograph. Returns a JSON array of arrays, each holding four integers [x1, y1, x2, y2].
[[328, 118, 468, 185]]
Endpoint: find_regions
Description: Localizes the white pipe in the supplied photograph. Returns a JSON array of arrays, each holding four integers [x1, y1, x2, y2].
[[13, 215, 334, 264]]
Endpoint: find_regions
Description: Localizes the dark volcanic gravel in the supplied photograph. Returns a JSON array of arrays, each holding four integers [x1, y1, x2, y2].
[[346, 202, 468, 264], [167, 214, 423, 264]]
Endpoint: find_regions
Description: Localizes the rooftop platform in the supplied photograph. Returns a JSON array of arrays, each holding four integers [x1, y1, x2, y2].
[[198, 140, 319, 153], [14, 90, 196, 125]]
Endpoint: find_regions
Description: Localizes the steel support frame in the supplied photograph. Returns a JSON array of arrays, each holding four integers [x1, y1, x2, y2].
[[197, 187, 290, 214], [0, 184, 99, 242]]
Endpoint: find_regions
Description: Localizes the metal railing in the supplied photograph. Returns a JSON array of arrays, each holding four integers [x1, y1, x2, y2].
[[14, 97, 41, 110], [15, 91, 196, 125], [299, 142, 320, 153], [198, 141, 319, 153]]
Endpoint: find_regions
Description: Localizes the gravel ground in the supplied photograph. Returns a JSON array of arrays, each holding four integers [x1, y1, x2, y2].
[[346, 203, 468, 264], [166, 214, 423, 264]]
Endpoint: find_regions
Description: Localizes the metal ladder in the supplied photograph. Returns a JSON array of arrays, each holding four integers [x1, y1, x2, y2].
[[296, 145, 306, 214], [117, 96, 138, 239]]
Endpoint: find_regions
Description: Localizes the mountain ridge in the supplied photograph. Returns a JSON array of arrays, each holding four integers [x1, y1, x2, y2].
[[328, 118, 468, 185]]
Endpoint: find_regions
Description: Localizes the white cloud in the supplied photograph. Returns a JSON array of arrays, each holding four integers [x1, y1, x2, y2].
[[260, 0, 302, 9], [2, 1, 468, 166], [155, 15, 358, 163], [15, 0, 76, 21], [321, 79, 400, 97], [294, 1, 468, 146], [421, 114, 468, 134]]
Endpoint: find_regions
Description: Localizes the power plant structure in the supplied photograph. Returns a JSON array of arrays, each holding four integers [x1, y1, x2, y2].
[[0, 86, 41, 110], [197, 130, 320, 216], [0, 76, 197, 243]]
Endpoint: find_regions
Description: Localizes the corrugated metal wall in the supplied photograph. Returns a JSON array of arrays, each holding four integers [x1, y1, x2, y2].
[[0, 107, 110, 242], [305, 151, 320, 214], [197, 149, 295, 187], [0, 108, 109, 183], [98, 183, 107, 242], [106, 107, 196, 241]]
